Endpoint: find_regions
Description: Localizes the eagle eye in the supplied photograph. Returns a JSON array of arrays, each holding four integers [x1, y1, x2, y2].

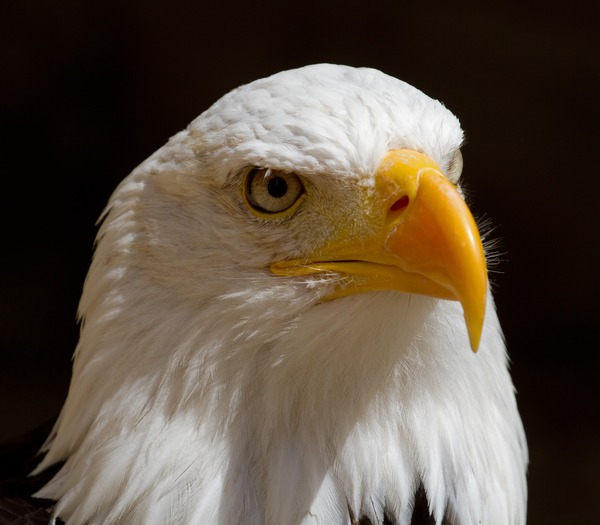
[[245, 168, 304, 214], [447, 149, 463, 183]]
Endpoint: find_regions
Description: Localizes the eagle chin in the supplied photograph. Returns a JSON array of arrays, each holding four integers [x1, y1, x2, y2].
[[34, 64, 527, 524]]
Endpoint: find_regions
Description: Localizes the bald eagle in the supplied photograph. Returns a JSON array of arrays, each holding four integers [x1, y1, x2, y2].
[[33, 64, 527, 524]]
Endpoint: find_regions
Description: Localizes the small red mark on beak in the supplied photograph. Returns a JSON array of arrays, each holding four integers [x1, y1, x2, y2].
[[390, 195, 409, 212]]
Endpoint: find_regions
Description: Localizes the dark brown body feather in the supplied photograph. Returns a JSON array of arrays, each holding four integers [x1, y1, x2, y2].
[[0, 421, 63, 525]]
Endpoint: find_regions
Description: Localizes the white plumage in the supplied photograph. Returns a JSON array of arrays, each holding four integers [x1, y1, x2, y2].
[[35, 64, 527, 524]]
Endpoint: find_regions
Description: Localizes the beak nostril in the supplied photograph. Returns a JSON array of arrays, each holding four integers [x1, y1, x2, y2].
[[390, 195, 409, 212]]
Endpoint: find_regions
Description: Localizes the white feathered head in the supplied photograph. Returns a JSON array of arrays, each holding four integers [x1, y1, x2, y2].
[[36, 64, 527, 525]]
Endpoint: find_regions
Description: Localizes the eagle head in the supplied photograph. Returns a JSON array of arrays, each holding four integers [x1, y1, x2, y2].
[[35, 64, 527, 525]]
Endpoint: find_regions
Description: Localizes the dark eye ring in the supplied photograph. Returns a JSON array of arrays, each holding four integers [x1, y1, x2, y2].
[[245, 168, 304, 214]]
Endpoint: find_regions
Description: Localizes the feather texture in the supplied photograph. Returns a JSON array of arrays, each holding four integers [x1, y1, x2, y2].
[[34, 64, 527, 524]]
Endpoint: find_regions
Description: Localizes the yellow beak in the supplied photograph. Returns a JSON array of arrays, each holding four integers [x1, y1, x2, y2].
[[271, 149, 488, 351]]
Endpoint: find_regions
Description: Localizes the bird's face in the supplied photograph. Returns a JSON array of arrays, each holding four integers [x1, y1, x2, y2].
[[127, 65, 485, 352], [265, 148, 486, 350]]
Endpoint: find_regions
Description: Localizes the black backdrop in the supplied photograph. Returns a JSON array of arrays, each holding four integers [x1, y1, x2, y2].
[[1, 1, 598, 523]]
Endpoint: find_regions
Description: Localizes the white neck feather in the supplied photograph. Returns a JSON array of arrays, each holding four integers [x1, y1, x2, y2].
[[36, 244, 527, 524]]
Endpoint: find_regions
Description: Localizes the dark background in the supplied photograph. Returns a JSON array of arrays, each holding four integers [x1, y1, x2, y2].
[[1, 1, 598, 523]]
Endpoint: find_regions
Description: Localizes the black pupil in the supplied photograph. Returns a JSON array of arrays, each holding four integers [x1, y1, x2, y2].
[[267, 176, 288, 198]]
